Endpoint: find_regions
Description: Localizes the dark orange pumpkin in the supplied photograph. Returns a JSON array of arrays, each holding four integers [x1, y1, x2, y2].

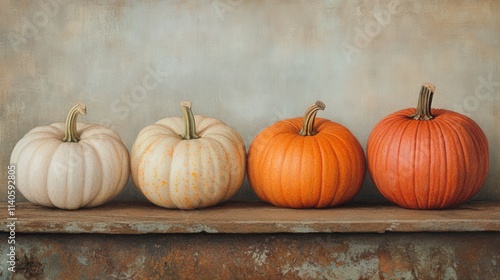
[[367, 83, 489, 209], [247, 101, 366, 208]]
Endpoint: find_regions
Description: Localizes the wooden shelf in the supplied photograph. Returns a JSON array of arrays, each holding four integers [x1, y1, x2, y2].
[[1, 201, 499, 234]]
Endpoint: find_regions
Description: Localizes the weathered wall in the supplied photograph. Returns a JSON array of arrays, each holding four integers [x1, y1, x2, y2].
[[1, 233, 499, 279], [1, 0, 499, 202]]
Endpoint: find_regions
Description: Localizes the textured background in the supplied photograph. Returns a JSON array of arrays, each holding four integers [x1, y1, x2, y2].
[[1, 0, 499, 202]]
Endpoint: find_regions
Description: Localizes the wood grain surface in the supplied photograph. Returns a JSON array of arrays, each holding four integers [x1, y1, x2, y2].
[[2, 200, 499, 234]]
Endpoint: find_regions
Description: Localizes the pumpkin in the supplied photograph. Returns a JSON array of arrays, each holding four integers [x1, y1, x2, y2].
[[130, 101, 246, 209], [10, 103, 130, 210], [366, 83, 489, 209], [247, 101, 366, 208]]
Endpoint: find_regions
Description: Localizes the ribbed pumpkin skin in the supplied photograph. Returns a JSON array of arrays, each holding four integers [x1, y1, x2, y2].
[[130, 115, 246, 209], [10, 123, 130, 210], [248, 118, 366, 208], [367, 108, 489, 209]]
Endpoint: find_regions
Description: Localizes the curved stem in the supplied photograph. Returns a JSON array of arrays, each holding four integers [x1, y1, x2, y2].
[[409, 83, 435, 120], [298, 101, 326, 136], [181, 101, 200, 140], [63, 103, 86, 142]]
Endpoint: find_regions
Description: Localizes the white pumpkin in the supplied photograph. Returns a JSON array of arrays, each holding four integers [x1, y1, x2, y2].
[[10, 103, 130, 210], [130, 101, 246, 209]]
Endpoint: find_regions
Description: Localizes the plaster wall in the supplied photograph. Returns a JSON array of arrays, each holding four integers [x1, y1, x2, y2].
[[1, 0, 499, 202]]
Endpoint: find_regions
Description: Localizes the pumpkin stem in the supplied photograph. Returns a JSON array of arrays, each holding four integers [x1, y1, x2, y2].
[[181, 101, 200, 140], [410, 83, 435, 120], [63, 103, 86, 142], [298, 101, 326, 136]]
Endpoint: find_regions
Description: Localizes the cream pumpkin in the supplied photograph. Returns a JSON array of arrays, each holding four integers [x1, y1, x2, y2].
[[10, 103, 130, 210], [130, 101, 246, 209]]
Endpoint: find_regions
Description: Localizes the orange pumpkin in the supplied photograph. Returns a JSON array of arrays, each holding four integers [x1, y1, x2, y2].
[[367, 83, 489, 209], [247, 101, 366, 208]]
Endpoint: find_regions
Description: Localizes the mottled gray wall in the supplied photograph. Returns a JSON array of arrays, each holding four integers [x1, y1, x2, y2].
[[1, 0, 499, 202]]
